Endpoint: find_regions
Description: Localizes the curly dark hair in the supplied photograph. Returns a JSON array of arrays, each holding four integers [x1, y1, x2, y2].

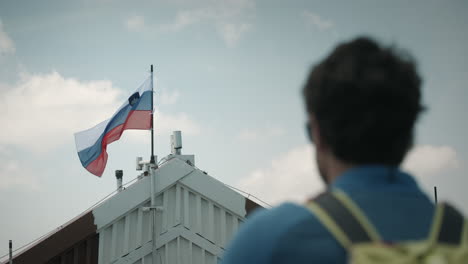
[[303, 37, 425, 165]]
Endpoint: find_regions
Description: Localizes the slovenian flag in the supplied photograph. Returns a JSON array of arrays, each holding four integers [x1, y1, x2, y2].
[[74, 77, 153, 176]]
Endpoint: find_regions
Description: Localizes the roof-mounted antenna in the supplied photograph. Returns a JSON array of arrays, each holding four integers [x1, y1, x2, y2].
[[171, 131, 182, 155], [115, 170, 123, 192], [9, 240, 12, 264]]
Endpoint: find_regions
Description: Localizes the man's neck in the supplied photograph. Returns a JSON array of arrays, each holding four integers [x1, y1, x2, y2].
[[326, 159, 354, 184]]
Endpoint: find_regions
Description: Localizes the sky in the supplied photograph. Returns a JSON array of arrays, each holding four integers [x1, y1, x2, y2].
[[1, 0, 467, 258]]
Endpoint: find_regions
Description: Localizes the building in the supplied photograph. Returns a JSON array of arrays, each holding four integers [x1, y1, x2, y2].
[[5, 132, 262, 264]]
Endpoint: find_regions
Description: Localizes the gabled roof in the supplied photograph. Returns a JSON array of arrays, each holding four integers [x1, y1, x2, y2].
[[94, 156, 262, 263], [6, 156, 262, 264], [93, 157, 258, 230]]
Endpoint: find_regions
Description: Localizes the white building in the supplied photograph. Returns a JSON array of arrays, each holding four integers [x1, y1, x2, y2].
[[6, 132, 262, 264]]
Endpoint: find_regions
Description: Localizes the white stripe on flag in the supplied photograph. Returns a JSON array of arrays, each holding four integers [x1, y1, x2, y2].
[[74, 76, 152, 153], [74, 119, 110, 152]]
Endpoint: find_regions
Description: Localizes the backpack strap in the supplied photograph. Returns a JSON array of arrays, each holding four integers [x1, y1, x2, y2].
[[429, 202, 466, 245], [305, 190, 382, 250], [463, 219, 468, 245]]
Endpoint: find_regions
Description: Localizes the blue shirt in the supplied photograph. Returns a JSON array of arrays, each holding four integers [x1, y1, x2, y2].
[[221, 166, 435, 264]]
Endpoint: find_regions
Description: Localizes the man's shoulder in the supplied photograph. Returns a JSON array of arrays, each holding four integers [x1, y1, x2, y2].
[[221, 202, 333, 264], [249, 202, 314, 226], [232, 202, 317, 244]]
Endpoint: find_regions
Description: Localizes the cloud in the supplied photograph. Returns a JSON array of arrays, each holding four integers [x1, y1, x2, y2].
[[154, 110, 201, 135], [0, 147, 40, 191], [403, 145, 467, 214], [238, 145, 324, 205], [158, 8, 211, 33], [302, 10, 334, 31], [239, 144, 461, 206], [0, 19, 15, 55], [0, 71, 203, 154], [125, 15, 146, 32], [403, 145, 460, 177], [0, 71, 122, 153], [0, 158, 40, 191], [159, 90, 180, 105], [127, 0, 255, 47], [217, 23, 251, 47], [237, 125, 284, 142]]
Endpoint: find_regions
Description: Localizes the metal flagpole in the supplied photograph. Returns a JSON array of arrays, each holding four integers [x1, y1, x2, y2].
[[150, 65, 155, 165]]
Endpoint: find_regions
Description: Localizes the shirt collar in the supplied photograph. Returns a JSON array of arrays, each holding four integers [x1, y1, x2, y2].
[[330, 165, 421, 192]]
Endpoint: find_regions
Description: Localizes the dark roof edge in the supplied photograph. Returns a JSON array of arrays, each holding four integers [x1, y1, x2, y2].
[[11, 211, 97, 264], [245, 198, 263, 217]]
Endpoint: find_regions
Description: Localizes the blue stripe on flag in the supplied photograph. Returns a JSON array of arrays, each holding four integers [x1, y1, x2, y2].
[[77, 90, 152, 167]]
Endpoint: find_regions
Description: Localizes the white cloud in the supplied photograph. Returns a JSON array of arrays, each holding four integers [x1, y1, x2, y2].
[[127, 0, 255, 47], [403, 145, 460, 177], [125, 15, 146, 32], [0, 19, 15, 55], [238, 144, 324, 205], [239, 144, 462, 206], [159, 90, 180, 105], [217, 23, 251, 47], [403, 145, 467, 214], [0, 71, 203, 154], [0, 151, 40, 191], [0, 71, 122, 153], [158, 8, 211, 33], [302, 10, 334, 31], [237, 125, 284, 142], [154, 110, 201, 135]]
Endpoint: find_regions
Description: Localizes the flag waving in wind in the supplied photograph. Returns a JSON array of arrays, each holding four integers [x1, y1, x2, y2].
[[74, 77, 153, 176]]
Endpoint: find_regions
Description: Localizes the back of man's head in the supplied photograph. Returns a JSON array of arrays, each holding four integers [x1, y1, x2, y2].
[[303, 37, 425, 166]]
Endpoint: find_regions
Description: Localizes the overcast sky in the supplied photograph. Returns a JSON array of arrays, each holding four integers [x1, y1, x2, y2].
[[1, 0, 467, 258]]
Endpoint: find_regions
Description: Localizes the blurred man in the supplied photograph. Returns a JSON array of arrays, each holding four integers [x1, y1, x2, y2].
[[221, 37, 454, 263]]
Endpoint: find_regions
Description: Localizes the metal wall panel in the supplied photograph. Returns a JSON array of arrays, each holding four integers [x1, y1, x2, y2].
[[98, 183, 244, 264], [152, 236, 221, 264], [7, 211, 98, 264], [46, 234, 99, 264]]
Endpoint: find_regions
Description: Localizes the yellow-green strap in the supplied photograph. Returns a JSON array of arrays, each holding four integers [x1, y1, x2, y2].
[[427, 203, 445, 245], [462, 220, 468, 245], [306, 201, 353, 249], [333, 189, 382, 242], [305, 191, 382, 249]]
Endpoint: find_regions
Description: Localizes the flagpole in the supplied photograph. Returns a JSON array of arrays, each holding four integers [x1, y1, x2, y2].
[[149, 65, 157, 262], [150, 65, 155, 165]]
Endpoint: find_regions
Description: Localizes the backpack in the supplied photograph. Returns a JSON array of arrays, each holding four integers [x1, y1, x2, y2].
[[305, 190, 468, 264]]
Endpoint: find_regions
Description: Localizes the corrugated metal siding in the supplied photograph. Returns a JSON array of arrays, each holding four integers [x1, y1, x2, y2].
[[46, 234, 99, 264], [98, 183, 244, 264], [153, 236, 221, 264], [8, 211, 97, 264]]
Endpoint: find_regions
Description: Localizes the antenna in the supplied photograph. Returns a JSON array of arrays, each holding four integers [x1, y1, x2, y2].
[[115, 170, 123, 192], [9, 240, 12, 264], [171, 131, 182, 155]]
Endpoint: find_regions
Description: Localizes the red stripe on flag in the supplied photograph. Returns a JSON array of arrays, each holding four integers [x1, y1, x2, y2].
[[86, 150, 108, 177], [85, 124, 123, 176], [85, 110, 152, 177], [124, 110, 152, 130]]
